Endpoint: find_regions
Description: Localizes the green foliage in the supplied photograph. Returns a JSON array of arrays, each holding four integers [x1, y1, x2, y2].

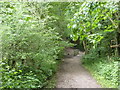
[[48, 2, 70, 39], [66, 2, 119, 88], [1, 1, 119, 88], [82, 55, 119, 88], [1, 65, 41, 88], [0, 1, 71, 88], [66, 2, 118, 49]]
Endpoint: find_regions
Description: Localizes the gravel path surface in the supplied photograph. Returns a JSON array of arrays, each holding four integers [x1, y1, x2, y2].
[[56, 50, 101, 88]]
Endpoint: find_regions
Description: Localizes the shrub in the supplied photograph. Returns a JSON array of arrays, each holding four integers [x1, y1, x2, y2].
[[82, 55, 119, 88], [1, 1, 71, 88]]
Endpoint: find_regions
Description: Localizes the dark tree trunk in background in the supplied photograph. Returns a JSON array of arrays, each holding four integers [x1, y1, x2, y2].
[[117, 1, 120, 56], [116, 33, 120, 56], [83, 40, 88, 54], [114, 1, 120, 56]]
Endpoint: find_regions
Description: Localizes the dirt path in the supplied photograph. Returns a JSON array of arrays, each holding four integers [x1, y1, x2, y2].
[[56, 49, 101, 88]]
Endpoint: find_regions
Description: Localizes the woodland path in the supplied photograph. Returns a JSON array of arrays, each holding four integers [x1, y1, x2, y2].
[[56, 48, 101, 88]]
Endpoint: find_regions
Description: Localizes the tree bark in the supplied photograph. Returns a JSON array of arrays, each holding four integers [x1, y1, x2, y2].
[[117, 1, 120, 56], [83, 40, 88, 54]]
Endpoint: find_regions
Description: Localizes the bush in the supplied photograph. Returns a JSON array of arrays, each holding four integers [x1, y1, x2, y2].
[[82, 55, 119, 88], [1, 1, 71, 88]]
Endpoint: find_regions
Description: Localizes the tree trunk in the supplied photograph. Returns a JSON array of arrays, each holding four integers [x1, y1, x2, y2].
[[83, 40, 88, 54], [116, 1, 120, 56], [114, 1, 120, 56], [116, 32, 120, 56]]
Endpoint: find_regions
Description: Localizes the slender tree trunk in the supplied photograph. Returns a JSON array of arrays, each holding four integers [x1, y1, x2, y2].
[[83, 40, 88, 54], [116, 1, 120, 56], [116, 33, 120, 56]]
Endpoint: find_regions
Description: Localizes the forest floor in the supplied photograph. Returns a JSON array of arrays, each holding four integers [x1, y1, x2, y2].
[[56, 48, 101, 88]]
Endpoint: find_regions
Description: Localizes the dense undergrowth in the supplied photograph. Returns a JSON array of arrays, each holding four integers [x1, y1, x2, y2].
[[82, 52, 119, 88], [0, 1, 71, 88]]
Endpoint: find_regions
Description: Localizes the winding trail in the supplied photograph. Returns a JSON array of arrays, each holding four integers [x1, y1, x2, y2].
[[56, 49, 101, 88]]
